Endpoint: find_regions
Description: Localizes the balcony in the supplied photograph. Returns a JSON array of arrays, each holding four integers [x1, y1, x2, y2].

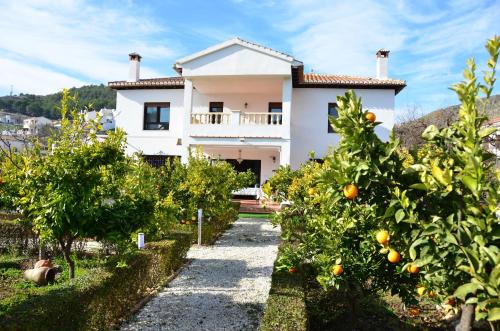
[[189, 111, 285, 138]]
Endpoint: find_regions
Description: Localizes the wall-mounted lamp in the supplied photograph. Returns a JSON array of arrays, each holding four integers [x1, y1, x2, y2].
[[244, 102, 248, 109], [271, 156, 276, 163], [237, 149, 243, 164]]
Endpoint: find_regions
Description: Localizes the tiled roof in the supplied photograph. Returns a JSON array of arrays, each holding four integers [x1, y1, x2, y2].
[[108, 73, 406, 93], [108, 77, 184, 89], [299, 73, 406, 94]]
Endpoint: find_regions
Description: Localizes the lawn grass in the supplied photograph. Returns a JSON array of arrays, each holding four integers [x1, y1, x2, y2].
[[239, 212, 273, 219]]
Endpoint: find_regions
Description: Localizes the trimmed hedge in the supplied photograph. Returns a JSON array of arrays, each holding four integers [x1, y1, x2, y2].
[[259, 245, 309, 331], [0, 231, 192, 331], [173, 218, 233, 245], [172, 205, 239, 245]]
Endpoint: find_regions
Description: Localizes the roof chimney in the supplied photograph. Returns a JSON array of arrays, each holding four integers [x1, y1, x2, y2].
[[376, 49, 389, 79], [128, 52, 141, 82]]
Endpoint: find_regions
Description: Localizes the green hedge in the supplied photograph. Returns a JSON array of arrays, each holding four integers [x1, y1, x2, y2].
[[0, 231, 192, 331], [259, 245, 309, 331], [172, 206, 239, 245]]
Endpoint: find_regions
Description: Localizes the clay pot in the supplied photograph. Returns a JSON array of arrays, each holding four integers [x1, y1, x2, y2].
[[23, 267, 56, 286], [34, 259, 53, 269]]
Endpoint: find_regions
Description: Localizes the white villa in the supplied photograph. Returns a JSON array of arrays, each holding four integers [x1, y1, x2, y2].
[[109, 38, 405, 184]]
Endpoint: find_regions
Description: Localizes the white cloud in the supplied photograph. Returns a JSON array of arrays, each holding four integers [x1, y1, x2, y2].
[[280, 1, 408, 76], [269, 0, 499, 112], [0, 0, 178, 94], [0, 58, 86, 95]]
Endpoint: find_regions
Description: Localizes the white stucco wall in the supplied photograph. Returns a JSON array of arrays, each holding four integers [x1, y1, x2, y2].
[[290, 88, 394, 168], [114, 86, 396, 176], [181, 44, 292, 77], [115, 89, 184, 155]]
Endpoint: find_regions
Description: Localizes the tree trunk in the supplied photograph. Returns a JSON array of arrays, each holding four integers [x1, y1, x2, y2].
[[455, 303, 475, 331], [59, 238, 75, 279], [38, 241, 46, 260]]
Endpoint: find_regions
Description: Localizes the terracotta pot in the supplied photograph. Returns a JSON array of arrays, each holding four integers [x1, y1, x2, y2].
[[23, 267, 56, 286], [34, 259, 53, 269]]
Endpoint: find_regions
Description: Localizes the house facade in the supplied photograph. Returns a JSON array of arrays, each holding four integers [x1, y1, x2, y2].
[[109, 38, 405, 185]]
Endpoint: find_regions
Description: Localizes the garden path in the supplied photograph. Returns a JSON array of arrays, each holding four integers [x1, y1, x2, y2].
[[121, 218, 281, 331]]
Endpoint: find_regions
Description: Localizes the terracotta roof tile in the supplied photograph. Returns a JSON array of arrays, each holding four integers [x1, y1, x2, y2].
[[108, 77, 184, 89], [302, 73, 406, 89]]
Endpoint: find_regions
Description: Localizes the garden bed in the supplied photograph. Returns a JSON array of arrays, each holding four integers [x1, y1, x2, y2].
[[259, 245, 476, 331], [0, 231, 192, 331], [259, 244, 309, 331]]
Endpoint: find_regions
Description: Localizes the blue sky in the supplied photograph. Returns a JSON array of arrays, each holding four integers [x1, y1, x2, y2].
[[0, 0, 499, 118]]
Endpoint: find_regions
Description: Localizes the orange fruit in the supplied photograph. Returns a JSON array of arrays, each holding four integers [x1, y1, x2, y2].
[[288, 267, 297, 274], [365, 112, 376, 123], [387, 249, 401, 263], [308, 187, 316, 196], [376, 230, 390, 245], [408, 307, 420, 317], [417, 286, 426, 296], [428, 291, 436, 298], [331, 264, 343, 276], [407, 264, 420, 274], [343, 184, 358, 200]]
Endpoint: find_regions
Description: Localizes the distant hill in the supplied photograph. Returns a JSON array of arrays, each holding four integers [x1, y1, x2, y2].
[[395, 94, 500, 150], [0, 85, 116, 119]]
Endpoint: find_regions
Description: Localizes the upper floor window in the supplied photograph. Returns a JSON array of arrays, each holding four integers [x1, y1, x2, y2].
[[209, 102, 223, 124], [144, 103, 170, 130], [268, 102, 282, 125], [209, 102, 224, 113], [327, 102, 338, 133]]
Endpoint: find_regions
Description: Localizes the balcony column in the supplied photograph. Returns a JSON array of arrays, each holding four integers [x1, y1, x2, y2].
[[181, 79, 193, 164], [230, 110, 240, 127], [281, 77, 292, 140], [280, 142, 291, 166]]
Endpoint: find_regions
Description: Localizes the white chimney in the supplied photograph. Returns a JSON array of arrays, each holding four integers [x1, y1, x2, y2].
[[128, 52, 141, 82], [376, 49, 389, 79]]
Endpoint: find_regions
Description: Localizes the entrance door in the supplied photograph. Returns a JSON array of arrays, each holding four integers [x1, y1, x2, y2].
[[224, 159, 261, 186]]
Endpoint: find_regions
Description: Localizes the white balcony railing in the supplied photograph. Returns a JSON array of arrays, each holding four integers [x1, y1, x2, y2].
[[240, 112, 282, 125], [191, 112, 230, 125], [189, 111, 285, 138]]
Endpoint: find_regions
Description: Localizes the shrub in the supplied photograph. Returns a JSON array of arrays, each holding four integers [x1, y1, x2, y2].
[[155, 153, 252, 238], [0, 232, 192, 331], [264, 165, 299, 202]]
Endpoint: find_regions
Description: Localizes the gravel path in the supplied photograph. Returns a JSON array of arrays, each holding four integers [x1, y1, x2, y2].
[[121, 218, 281, 331]]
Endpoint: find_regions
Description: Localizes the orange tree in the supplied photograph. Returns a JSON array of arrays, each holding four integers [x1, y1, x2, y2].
[[384, 36, 500, 328], [0, 90, 159, 278], [273, 90, 418, 308]]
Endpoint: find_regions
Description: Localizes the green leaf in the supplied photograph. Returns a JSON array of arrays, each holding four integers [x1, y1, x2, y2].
[[454, 283, 481, 300], [432, 164, 451, 186], [487, 308, 500, 321], [395, 209, 405, 223], [409, 183, 427, 190], [422, 125, 440, 141], [461, 175, 478, 194], [478, 127, 496, 138]]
